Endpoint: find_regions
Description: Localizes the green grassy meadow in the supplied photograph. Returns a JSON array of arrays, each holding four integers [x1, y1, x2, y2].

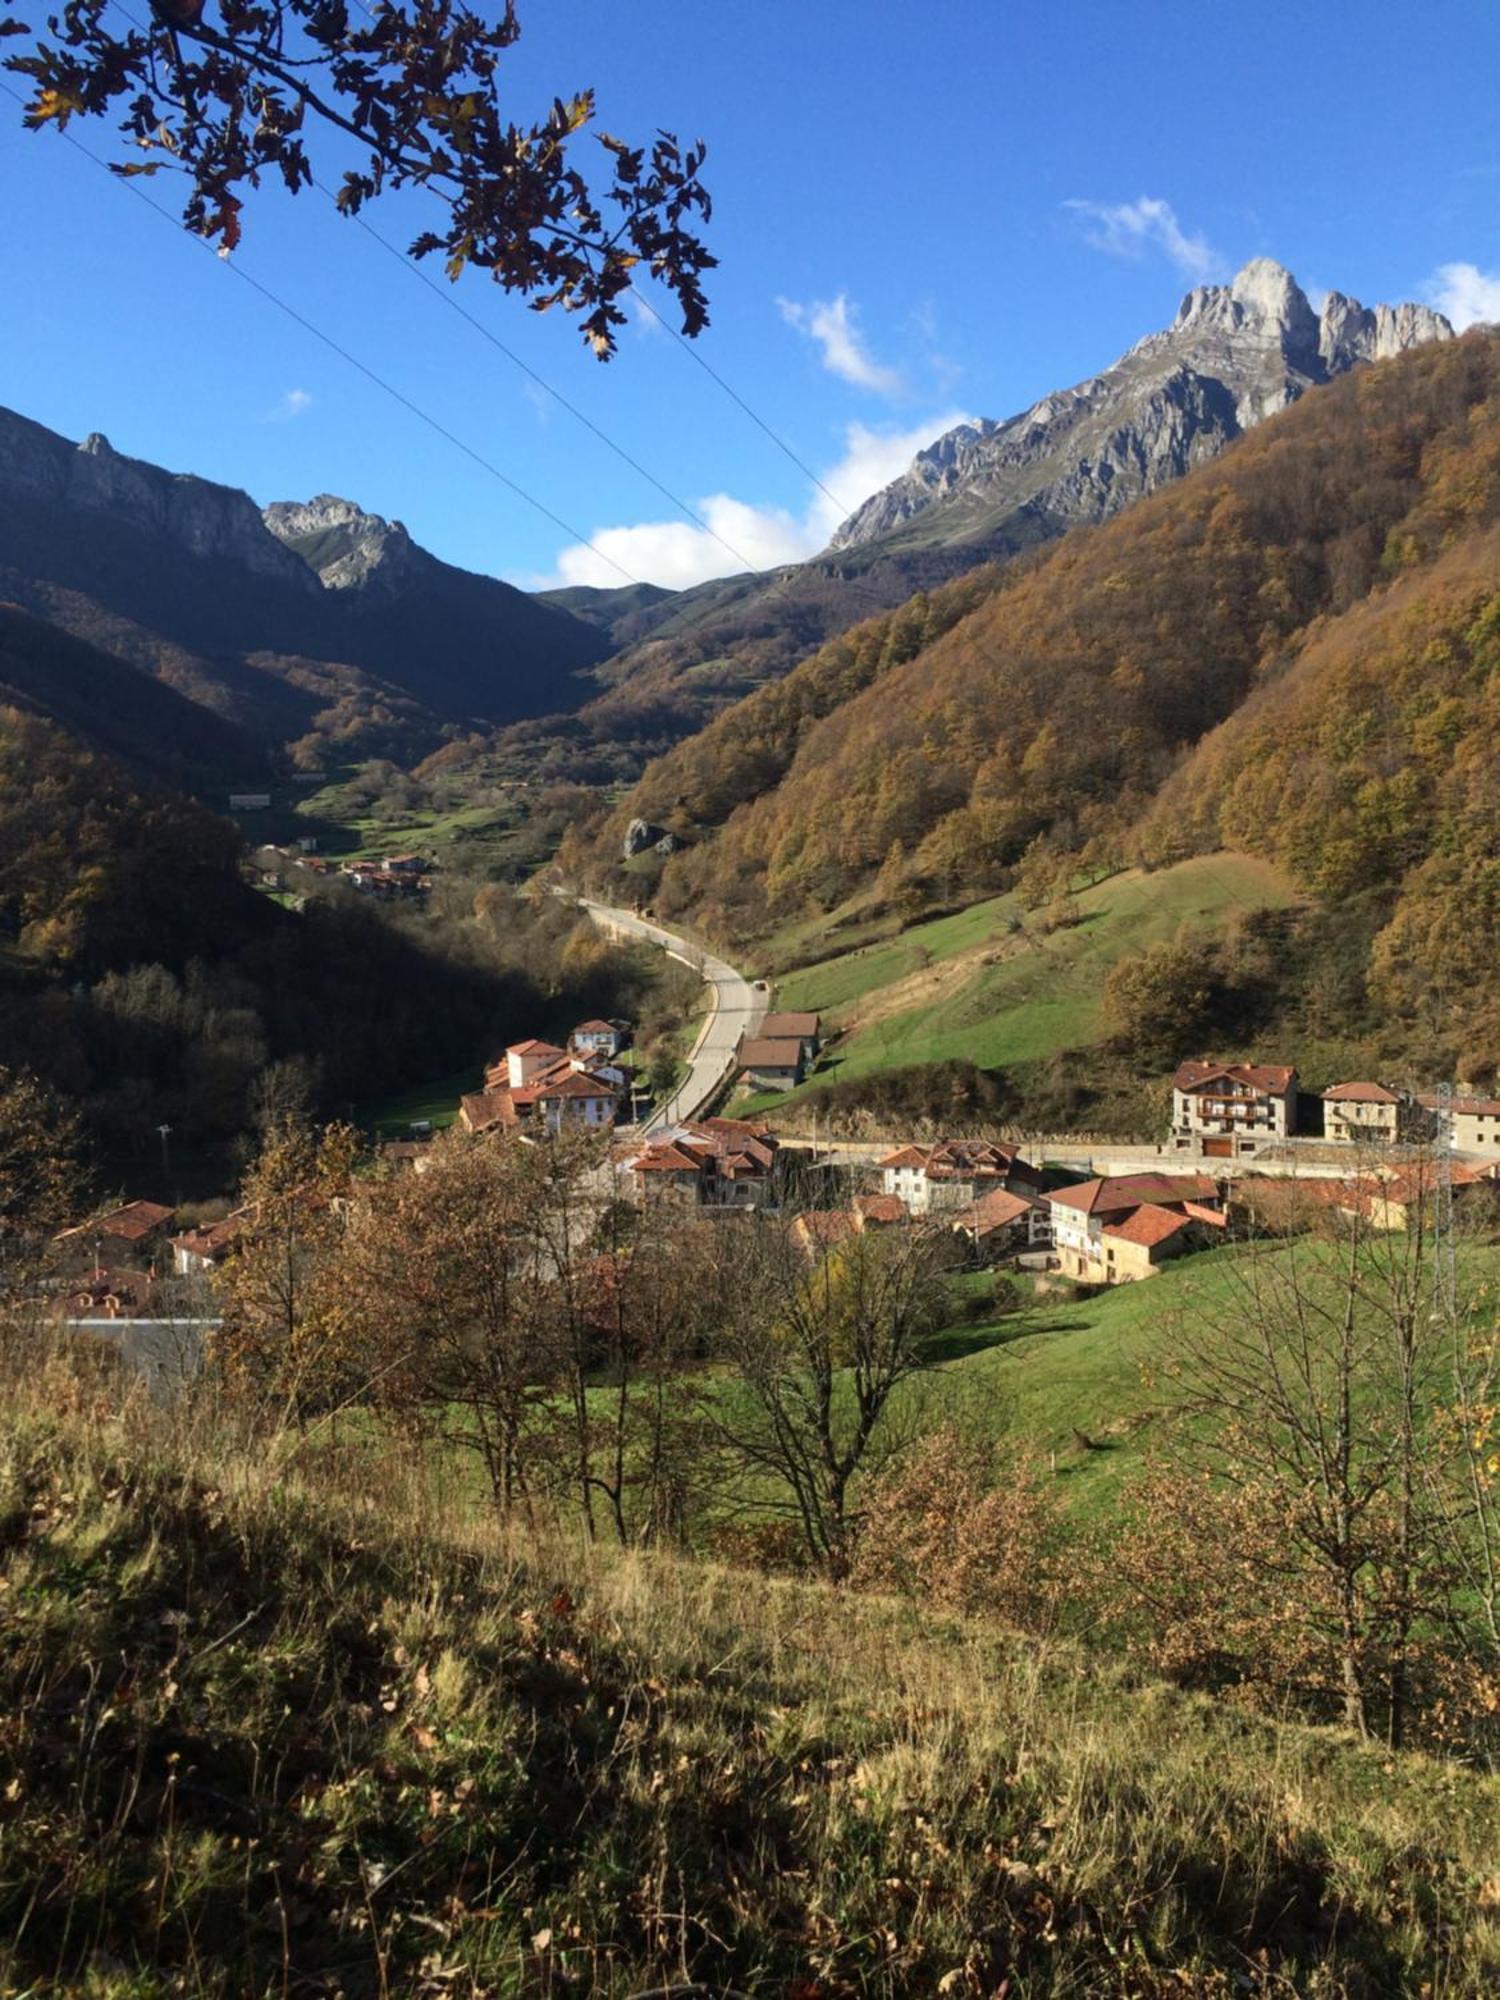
[[746, 854, 1296, 1115]]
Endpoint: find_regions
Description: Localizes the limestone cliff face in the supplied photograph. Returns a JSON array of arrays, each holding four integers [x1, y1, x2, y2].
[[262, 494, 421, 595], [0, 406, 318, 589], [830, 261, 1453, 555]]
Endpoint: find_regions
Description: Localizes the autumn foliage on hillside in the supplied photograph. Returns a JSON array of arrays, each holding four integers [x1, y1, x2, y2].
[[591, 333, 1500, 1057]]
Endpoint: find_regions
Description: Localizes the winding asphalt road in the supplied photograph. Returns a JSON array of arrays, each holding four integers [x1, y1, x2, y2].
[[574, 899, 766, 1132]]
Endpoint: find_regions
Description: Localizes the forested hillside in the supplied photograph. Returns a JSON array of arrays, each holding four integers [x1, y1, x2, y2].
[[0, 604, 267, 793], [0, 706, 659, 1172], [579, 332, 1500, 1069]]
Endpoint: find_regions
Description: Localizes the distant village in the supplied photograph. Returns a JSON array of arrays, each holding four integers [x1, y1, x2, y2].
[[44, 999, 1500, 1394], [248, 842, 432, 905]]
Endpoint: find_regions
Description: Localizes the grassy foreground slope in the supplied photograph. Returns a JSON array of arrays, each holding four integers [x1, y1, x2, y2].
[[4, 1395, 1500, 1998]]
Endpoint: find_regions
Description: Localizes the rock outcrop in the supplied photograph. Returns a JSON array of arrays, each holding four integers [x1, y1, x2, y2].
[[0, 406, 316, 589], [830, 261, 1453, 555], [263, 495, 420, 595], [623, 817, 668, 858]]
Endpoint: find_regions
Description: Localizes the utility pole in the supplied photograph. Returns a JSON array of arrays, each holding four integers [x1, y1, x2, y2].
[[1433, 1082, 1457, 1326]]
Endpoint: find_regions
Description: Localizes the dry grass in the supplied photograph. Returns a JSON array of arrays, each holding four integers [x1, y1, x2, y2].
[[2, 1362, 1499, 1997]]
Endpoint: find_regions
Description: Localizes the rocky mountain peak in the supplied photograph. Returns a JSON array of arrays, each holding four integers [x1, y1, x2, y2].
[[263, 493, 419, 594], [1165, 258, 1321, 375], [829, 261, 1453, 556]]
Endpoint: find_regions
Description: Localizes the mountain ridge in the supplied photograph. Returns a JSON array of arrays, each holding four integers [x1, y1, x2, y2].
[[827, 260, 1451, 554], [0, 408, 610, 760]]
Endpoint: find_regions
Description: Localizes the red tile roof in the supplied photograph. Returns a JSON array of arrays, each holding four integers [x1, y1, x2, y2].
[[460, 1087, 516, 1132], [573, 1019, 619, 1035], [1049, 1173, 1218, 1216], [507, 1038, 566, 1058], [1174, 1061, 1296, 1095], [1103, 1204, 1193, 1250], [759, 1011, 820, 1039], [170, 1213, 247, 1262], [516, 1069, 618, 1102], [855, 1192, 909, 1225], [793, 1210, 856, 1248], [632, 1143, 710, 1174], [1323, 1081, 1402, 1104], [876, 1140, 1034, 1183], [65, 1265, 156, 1317], [629, 1118, 780, 1181], [737, 1037, 805, 1070], [1182, 1200, 1229, 1227], [954, 1187, 1035, 1234], [1417, 1093, 1500, 1117], [59, 1199, 175, 1245]]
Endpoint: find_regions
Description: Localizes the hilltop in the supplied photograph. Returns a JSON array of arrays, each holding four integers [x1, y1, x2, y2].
[[543, 259, 1451, 752], [0, 262, 1448, 783]]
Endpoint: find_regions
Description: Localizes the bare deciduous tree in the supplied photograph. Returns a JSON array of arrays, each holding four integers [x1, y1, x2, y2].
[[713, 1218, 950, 1578]]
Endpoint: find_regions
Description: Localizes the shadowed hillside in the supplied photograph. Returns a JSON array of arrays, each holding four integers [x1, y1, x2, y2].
[[0, 602, 268, 793]]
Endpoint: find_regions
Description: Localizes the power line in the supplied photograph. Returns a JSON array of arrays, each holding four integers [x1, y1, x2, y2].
[[0, 78, 644, 587], [99, 0, 886, 590], [315, 180, 768, 581], [332, 5, 869, 568], [626, 281, 860, 523]]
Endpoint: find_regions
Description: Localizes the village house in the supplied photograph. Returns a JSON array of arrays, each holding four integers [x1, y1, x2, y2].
[[459, 1087, 517, 1136], [950, 1184, 1052, 1261], [735, 1035, 806, 1091], [1331, 1160, 1500, 1232], [791, 1209, 859, 1257], [62, 1266, 156, 1320], [170, 1214, 246, 1277], [1322, 1080, 1428, 1145], [490, 1039, 567, 1091], [1416, 1091, 1500, 1157], [624, 1117, 782, 1209], [519, 1067, 620, 1133], [853, 1192, 908, 1229], [570, 1018, 631, 1061], [757, 1011, 822, 1064], [340, 864, 423, 900], [56, 1200, 176, 1271], [383, 853, 428, 874], [877, 1140, 1045, 1215], [1048, 1172, 1226, 1284], [1170, 1061, 1298, 1158], [463, 1039, 627, 1137]]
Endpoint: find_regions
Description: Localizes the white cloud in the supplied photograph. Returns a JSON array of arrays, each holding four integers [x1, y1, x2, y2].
[[1064, 196, 1222, 281], [1428, 260, 1500, 329], [264, 387, 313, 422], [532, 410, 972, 591], [777, 293, 902, 394]]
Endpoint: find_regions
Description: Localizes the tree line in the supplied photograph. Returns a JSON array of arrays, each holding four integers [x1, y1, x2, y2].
[[18, 1110, 1491, 1762]]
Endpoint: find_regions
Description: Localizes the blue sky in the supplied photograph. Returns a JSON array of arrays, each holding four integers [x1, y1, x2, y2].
[[4, 0, 1499, 591]]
